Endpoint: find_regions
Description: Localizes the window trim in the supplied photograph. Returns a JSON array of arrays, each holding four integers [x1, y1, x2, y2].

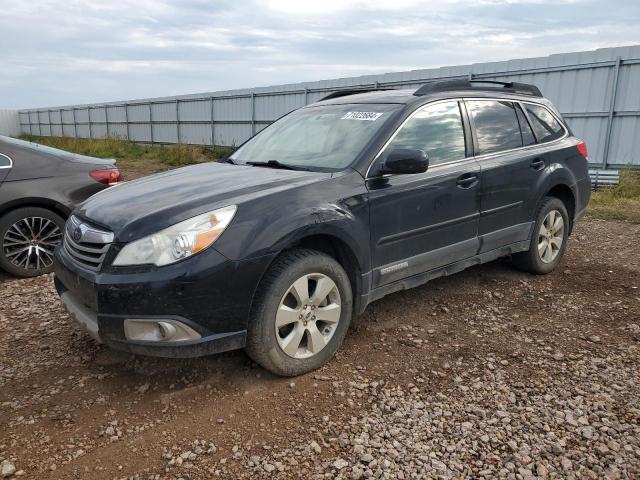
[[365, 99, 470, 179], [0, 152, 13, 169], [463, 98, 568, 160], [365, 97, 569, 179]]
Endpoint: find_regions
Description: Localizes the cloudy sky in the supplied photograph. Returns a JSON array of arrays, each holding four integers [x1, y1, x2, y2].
[[1, 0, 639, 109]]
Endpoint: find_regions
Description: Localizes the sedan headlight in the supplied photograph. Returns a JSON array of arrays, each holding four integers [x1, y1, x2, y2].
[[112, 205, 237, 267]]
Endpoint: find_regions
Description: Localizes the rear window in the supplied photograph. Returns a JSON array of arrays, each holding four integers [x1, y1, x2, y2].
[[0, 135, 73, 157], [467, 100, 522, 155], [0, 153, 11, 168], [524, 104, 565, 143]]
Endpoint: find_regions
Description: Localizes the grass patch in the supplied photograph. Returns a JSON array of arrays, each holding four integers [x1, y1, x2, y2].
[[19, 135, 234, 179], [588, 170, 640, 223]]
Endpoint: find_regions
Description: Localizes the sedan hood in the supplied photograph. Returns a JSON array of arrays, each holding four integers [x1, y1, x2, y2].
[[76, 162, 331, 242]]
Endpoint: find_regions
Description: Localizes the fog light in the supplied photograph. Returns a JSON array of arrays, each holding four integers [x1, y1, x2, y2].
[[124, 319, 201, 342]]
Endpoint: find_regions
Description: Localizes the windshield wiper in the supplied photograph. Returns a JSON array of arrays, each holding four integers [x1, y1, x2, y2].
[[245, 160, 309, 171]]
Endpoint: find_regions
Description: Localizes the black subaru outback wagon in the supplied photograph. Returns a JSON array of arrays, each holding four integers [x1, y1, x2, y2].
[[54, 80, 591, 376]]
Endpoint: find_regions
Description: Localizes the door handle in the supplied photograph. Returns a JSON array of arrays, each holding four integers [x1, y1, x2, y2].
[[530, 158, 546, 171], [456, 173, 479, 189]]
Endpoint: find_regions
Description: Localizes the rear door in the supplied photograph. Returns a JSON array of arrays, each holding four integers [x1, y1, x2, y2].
[[466, 99, 548, 253], [367, 100, 481, 287]]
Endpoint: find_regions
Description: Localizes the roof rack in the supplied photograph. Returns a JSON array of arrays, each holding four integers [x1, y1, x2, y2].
[[414, 79, 542, 97], [318, 88, 393, 102]]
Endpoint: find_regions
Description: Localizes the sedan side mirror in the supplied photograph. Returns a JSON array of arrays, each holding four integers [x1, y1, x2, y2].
[[381, 148, 429, 175]]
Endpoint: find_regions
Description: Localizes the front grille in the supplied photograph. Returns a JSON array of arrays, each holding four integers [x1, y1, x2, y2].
[[63, 216, 113, 271]]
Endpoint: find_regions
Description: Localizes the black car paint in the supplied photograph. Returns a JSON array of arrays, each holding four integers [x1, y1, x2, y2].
[[54, 88, 590, 358], [0, 136, 115, 218]]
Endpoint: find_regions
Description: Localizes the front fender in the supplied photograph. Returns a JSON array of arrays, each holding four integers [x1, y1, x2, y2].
[[213, 171, 371, 271]]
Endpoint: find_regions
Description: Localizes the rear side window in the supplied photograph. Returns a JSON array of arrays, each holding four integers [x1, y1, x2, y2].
[[382, 101, 466, 166], [524, 104, 565, 143], [516, 105, 536, 146], [0, 153, 11, 168], [467, 100, 522, 155]]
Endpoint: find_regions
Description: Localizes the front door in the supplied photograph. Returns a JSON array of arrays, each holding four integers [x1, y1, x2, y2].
[[367, 100, 481, 288]]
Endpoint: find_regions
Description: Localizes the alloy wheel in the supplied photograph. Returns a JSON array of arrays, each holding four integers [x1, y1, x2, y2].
[[275, 273, 342, 359], [2, 216, 62, 271], [538, 210, 564, 264]]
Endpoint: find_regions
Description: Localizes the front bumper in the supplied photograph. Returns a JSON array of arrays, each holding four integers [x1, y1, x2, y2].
[[54, 244, 272, 358]]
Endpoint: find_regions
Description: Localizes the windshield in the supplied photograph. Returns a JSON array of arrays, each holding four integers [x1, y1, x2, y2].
[[230, 103, 401, 171]]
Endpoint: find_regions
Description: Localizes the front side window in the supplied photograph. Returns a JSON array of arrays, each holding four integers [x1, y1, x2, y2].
[[230, 103, 401, 171], [467, 100, 523, 155], [380, 101, 466, 166], [525, 104, 565, 143]]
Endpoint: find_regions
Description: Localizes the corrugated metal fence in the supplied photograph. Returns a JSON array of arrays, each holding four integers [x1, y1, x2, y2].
[[18, 45, 640, 169], [0, 110, 20, 137]]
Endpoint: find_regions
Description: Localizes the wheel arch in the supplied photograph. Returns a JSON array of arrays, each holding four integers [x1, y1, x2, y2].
[[251, 227, 367, 316], [0, 197, 71, 221], [543, 183, 576, 234]]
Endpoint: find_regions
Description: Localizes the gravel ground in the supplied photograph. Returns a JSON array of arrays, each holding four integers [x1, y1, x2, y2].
[[0, 218, 639, 479]]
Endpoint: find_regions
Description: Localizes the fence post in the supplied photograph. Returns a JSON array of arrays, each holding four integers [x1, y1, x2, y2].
[[105, 105, 110, 138], [149, 103, 154, 144], [88, 107, 93, 138], [602, 56, 622, 169], [124, 104, 130, 141], [251, 92, 256, 136], [72, 108, 77, 138], [47, 110, 52, 137], [304, 87, 309, 105], [59, 109, 63, 137], [210, 97, 215, 146], [176, 100, 180, 144]]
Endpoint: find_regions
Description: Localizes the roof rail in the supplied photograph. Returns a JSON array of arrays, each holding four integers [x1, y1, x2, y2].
[[318, 88, 392, 102], [414, 79, 542, 97]]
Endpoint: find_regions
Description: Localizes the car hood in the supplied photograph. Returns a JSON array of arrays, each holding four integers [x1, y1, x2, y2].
[[76, 162, 331, 242]]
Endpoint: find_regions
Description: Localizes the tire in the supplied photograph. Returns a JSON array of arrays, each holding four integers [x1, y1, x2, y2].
[[245, 248, 353, 377], [0, 207, 65, 277], [513, 196, 569, 275]]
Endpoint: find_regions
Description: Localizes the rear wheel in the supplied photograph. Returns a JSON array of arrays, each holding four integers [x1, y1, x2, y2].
[[245, 248, 353, 376], [0, 207, 65, 277], [513, 196, 569, 275]]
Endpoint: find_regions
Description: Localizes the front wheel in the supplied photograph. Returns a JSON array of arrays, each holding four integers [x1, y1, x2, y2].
[[513, 196, 569, 275], [245, 248, 353, 376], [0, 207, 65, 277]]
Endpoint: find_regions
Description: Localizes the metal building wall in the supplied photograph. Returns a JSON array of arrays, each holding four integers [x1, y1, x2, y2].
[[18, 45, 640, 169], [0, 110, 20, 137]]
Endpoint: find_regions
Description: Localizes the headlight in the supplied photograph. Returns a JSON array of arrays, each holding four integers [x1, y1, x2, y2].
[[112, 205, 237, 267]]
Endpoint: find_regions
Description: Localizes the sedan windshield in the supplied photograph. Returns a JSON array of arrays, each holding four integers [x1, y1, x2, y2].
[[230, 103, 401, 171]]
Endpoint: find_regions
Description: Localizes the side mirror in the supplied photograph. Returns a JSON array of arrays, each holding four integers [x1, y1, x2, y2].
[[381, 148, 429, 175]]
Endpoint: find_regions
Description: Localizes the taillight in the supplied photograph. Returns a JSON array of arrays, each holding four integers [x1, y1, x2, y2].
[[90, 168, 121, 186], [576, 141, 589, 159]]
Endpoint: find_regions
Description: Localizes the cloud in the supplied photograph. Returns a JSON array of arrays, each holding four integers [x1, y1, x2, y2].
[[0, 0, 638, 108]]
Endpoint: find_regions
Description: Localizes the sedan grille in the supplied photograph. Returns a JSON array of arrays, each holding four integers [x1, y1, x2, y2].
[[63, 216, 114, 271]]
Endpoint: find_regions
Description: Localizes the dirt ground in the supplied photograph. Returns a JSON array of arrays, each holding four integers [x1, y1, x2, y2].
[[0, 219, 639, 479]]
